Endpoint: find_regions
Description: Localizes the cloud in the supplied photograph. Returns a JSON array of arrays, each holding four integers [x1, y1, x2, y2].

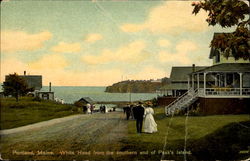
[[1, 31, 52, 53], [29, 54, 68, 70], [0, 57, 122, 86], [82, 40, 149, 65], [68, 69, 123, 86], [0, 58, 28, 82], [51, 42, 82, 53], [120, 1, 209, 34], [158, 39, 171, 47], [158, 40, 198, 65], [130, 66, 167, 80], [120, 24, 144, 33], [84, 33, 103, 43], [30, 68, 123, 86]]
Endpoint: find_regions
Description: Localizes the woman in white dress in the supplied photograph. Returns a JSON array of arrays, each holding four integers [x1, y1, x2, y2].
[[144, 106, 157, 133], [86, 103, 91, 114]]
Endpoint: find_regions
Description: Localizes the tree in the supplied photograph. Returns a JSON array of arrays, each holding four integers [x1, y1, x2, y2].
[[192, 0, 250, 60], [2, 73, 34, 102], [161, 77, 171, 86]]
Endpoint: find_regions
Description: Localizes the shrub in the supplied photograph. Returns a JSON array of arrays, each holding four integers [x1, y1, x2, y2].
[[189, 121, 250, 160], [188, 107, 202, 116], [71, 106, 79, 112], [32, 96, 42, 102], [9, 104, 25, 109]]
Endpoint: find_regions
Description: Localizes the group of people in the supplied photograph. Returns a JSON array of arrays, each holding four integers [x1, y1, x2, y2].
[[82, 103, 95, 114], [123, 102, 157, 134], [83, 104, 116, 114], [54, 97, 64, 104], [100, 105, 107, 113]]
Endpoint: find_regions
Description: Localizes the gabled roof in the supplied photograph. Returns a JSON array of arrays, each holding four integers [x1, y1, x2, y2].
[[170, 66, 208, 82], [209, 32, 232, 59], [78, 97, 95, 104], [193, 63, 250, 74]]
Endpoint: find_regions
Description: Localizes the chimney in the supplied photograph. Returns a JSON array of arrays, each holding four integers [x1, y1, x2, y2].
[[192, 64, 195, 72], [49, 82, 51, 92], [24, 71, 26, 76]]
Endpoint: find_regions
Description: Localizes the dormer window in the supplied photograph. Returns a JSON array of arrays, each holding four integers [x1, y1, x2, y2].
[[215, 52, 220, 63]]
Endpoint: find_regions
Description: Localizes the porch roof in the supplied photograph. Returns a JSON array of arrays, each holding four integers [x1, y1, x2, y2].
[[171, 66, 208, 82], [192, 63, 250, 74]]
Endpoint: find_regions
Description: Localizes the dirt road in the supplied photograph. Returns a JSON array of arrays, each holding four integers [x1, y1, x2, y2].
[[0, 112, 128, 160]]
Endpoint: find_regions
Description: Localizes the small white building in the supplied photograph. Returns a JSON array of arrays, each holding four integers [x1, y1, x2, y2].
[[37, 92, 54, 101]]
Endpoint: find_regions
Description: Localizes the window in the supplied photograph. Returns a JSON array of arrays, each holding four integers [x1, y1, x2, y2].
[[215, 52, 220, 63], [243, 73, 250, 88]]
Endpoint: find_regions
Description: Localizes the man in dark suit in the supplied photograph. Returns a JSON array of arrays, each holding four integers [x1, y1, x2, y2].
[[124, 104, 131, 120], [133, 102, 145, 133]]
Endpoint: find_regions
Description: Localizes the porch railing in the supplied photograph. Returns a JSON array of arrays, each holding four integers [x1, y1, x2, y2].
[[198, 88, 250, 96]]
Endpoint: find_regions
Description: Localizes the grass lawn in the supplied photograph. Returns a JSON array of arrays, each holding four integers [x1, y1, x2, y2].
[[0, 97, 80, 130], [0, 101, 249, 160], [124, 107, 250, 160]]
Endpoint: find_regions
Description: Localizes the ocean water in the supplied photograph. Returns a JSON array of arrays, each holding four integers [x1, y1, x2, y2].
[[41, 86, 158, 104]]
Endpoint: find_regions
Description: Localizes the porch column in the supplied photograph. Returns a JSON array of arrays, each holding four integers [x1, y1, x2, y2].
[[224, 73, 227, 87], [204, 73, 207, 96], [188, 76, 190, 89], [197, 73, 200, 89], [192, 74, 194, 89], [219, 74, 221, 87], [240, 73, 242, 95], [215, 74, 218, 86], [232, 73, 235, 86]]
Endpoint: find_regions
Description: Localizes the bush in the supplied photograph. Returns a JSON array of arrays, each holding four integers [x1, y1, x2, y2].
[[9, 104, 25, 109], [71, 106, 79, 112], [188, 107, 202, 116], [189, 121, 250, 160], [152, 98, 158, 107], [32, 96, 42, 102]]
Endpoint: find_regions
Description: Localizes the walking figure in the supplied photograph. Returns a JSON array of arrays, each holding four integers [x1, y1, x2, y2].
[[133, 102, 145, 133]]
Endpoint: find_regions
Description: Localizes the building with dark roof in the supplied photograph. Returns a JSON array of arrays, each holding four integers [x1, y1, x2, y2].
[[209, 33, 250, 65], [20, 75, 42, 90], [160, 65, 208, 97], [5, 71, 42, 90], [77, 97, 95, 105], [165, 33, 250, 116]]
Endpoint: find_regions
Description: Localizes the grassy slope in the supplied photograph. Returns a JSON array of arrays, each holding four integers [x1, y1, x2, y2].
[[0, 97, 79, 130], [125, 107, 249, 160]]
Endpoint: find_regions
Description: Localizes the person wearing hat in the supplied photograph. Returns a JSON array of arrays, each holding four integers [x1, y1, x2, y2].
[[133, 102, 145, 133]]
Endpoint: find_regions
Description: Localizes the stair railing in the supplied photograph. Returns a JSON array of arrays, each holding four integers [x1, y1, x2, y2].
[[165, 88, 198, 116]]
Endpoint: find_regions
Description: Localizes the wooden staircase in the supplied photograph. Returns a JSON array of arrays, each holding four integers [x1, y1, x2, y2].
[[165, 89, 199, 116]]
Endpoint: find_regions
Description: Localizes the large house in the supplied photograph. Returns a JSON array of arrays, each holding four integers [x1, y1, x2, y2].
[[4, 71, 55, 101], [5, 71, 42, 90], [165, 33, 250, 115], [160, 65, 208, 97]]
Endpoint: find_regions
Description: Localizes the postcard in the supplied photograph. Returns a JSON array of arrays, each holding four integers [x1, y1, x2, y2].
[[1, 0, 249, 160]]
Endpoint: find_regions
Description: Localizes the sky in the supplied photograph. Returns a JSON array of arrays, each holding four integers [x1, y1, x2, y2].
[[1, 0, 235, 86]]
